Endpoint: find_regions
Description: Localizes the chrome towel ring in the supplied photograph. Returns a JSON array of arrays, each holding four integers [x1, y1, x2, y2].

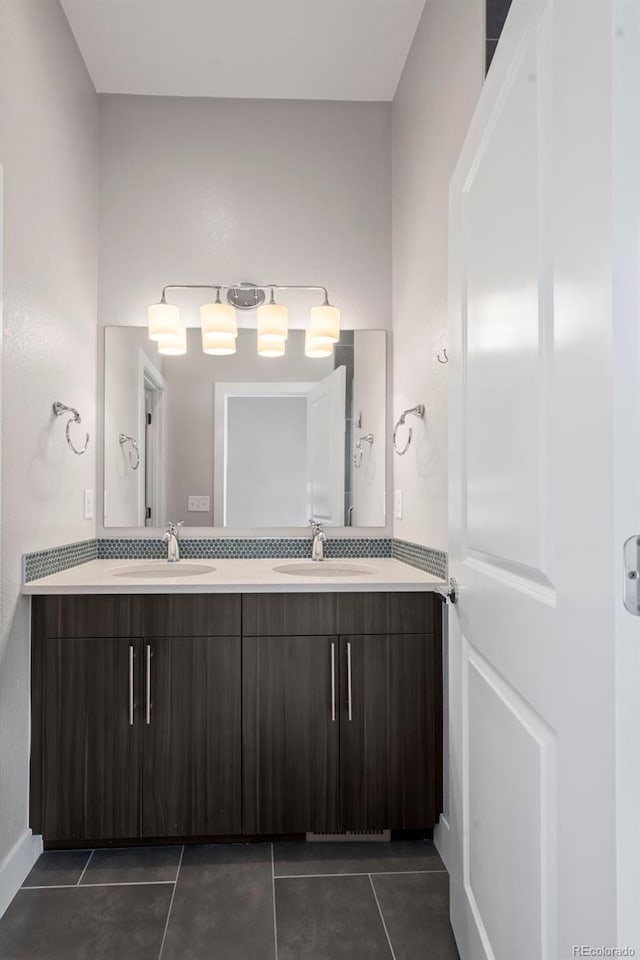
[[53, 402, 90, 456], [119, 434, 141, 470], [393, 404, 425, 456]]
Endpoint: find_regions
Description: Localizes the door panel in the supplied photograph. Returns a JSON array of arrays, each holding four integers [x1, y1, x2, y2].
[[448, 1, 618, 956], [42, 637, 140, 842], [142, 636, 241, 837], [307, 366, 346, 525], [243, 635, 339, 834], [340, 634, 442, 831]]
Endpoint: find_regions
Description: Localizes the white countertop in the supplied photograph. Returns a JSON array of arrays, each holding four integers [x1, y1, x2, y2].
[[22, 557, 448, 596]]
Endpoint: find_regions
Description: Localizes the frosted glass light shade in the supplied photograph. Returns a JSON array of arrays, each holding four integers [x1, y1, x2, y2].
[[148, 302, 181, 342], [200, 301, 237, 340], [309, 304, 340, 344], [157, 324, 187, 356], [257, 333, 285, 358], [257, 302, 288, 342], [202, 331, 236, 356], [305, 330, 333, 359]]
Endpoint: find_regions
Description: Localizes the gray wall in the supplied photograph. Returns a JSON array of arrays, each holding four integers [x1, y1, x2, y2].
[[0, 0, 98, 874], [391, 1, 483, 550]]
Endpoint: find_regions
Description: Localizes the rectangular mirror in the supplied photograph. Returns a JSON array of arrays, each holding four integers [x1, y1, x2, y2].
[[104, 327, 386, 529]]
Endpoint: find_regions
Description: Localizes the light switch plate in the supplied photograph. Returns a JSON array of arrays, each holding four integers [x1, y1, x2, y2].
[[83, 488, 94, 520], [394, 489, 403, 520], [188, 495, 210, 512]]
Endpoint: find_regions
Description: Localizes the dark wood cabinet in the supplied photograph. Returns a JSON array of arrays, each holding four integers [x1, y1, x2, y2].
[[241, 593, 442, 836], [31, 591, 442, 845], [142, 635, 241, 837], [40, 636, 141, 842], [339, 634, 443, 831], [243, 634, 339, 834], [31, 595, 242, 844]]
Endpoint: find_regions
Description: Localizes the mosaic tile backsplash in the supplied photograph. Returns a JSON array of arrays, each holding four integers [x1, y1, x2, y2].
[[391, 538, 448, 580], [24, 539, 98, 583], [96, 537, 393, 561], [24, 535, 448, 582]]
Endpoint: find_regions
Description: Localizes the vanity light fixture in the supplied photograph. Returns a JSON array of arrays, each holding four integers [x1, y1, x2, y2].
[[200, 289, 237, 341], [148, 282, 340, 358], [304, 329, 334, 359], [202, 331, 236, 356], [157, 324, 187, 356], [309, 299, 341, 344], [148, 300, 181, 343], [257, 289, 288, 343], [257, 333, 285, 358]]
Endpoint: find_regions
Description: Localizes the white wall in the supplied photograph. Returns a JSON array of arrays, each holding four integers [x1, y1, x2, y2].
[[98, 94, 392, 534], [0, 0, 97, 873], [391, 2, 483, 549]]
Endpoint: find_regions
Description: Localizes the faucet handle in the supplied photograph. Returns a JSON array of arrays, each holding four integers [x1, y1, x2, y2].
[[166, 521, 183, 536], [309, 518, 323, 535]]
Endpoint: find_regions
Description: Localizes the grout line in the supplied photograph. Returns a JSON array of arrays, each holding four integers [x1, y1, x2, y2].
[[76, 850, 94, 886], [274, 868, 447, 880], [369, 874, 397, 960], [23, 880, 176, 890], [271, 843, 279, 960], [158, 845, 184, 960]]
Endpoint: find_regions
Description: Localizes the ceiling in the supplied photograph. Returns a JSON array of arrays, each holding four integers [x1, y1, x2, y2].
[[60, 1, 425, 101]]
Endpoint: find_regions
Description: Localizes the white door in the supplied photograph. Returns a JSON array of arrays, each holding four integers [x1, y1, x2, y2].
[[447, 2, 631, 957], [307, 365, 346, 525]]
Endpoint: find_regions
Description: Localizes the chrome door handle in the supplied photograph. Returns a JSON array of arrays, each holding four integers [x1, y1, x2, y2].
[[128, 645, 134, 726], [330, 642, 336, 722], [145, 644, 152, 725], [346, 641, 352, 722], [624, 536, 640, 615]]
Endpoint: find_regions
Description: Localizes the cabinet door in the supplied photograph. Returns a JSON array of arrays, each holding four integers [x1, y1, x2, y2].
[[142, 636, 241, 837], [340, 634, 443, 831], [42, 637, 141, 842], [243, 635, 339, 834]]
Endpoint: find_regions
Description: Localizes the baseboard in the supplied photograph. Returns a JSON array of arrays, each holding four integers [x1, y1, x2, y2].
[[434, 814, 451, 872], [0, 830, 42, 918]]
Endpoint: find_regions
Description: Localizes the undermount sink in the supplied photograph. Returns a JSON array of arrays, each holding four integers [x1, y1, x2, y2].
[[273, 562, 374, 578], [110, 563, 216, 579]]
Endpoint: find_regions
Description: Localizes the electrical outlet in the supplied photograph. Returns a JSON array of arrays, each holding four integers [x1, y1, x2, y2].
[[83, 488, 94, 520], [188, 495, 211, 512], [394, 489, 403, 520]]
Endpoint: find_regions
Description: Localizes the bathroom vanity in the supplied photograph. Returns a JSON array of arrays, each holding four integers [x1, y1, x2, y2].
[[26, 561, 445, 848]]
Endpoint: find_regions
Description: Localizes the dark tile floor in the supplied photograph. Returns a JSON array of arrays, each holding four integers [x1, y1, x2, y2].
[[0, 840, 459, 960]]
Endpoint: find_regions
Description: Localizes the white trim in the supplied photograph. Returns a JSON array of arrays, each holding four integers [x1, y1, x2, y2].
[[137, 349, 167, 528], [213, 381, 315, 526], [433, 815, 451, 873], [0, 830, 42, 918]]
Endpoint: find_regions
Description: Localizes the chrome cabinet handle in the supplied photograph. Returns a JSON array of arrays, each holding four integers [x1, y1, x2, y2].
[[331, 642, 336, 722], [347, 641, 353, 722], [129, 645, 134, 726], [145, 645, 152, 725]]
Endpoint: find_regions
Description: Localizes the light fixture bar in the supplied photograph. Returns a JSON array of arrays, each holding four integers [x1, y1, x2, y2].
[[158, 283, 331, 304]]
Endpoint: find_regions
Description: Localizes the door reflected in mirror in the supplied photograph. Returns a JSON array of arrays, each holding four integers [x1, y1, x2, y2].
[[104, 327, 387, 529]]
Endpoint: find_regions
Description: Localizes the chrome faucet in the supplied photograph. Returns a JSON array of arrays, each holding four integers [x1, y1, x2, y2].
[[164, 522, 183, 562], [309, 519, 326, 562]]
